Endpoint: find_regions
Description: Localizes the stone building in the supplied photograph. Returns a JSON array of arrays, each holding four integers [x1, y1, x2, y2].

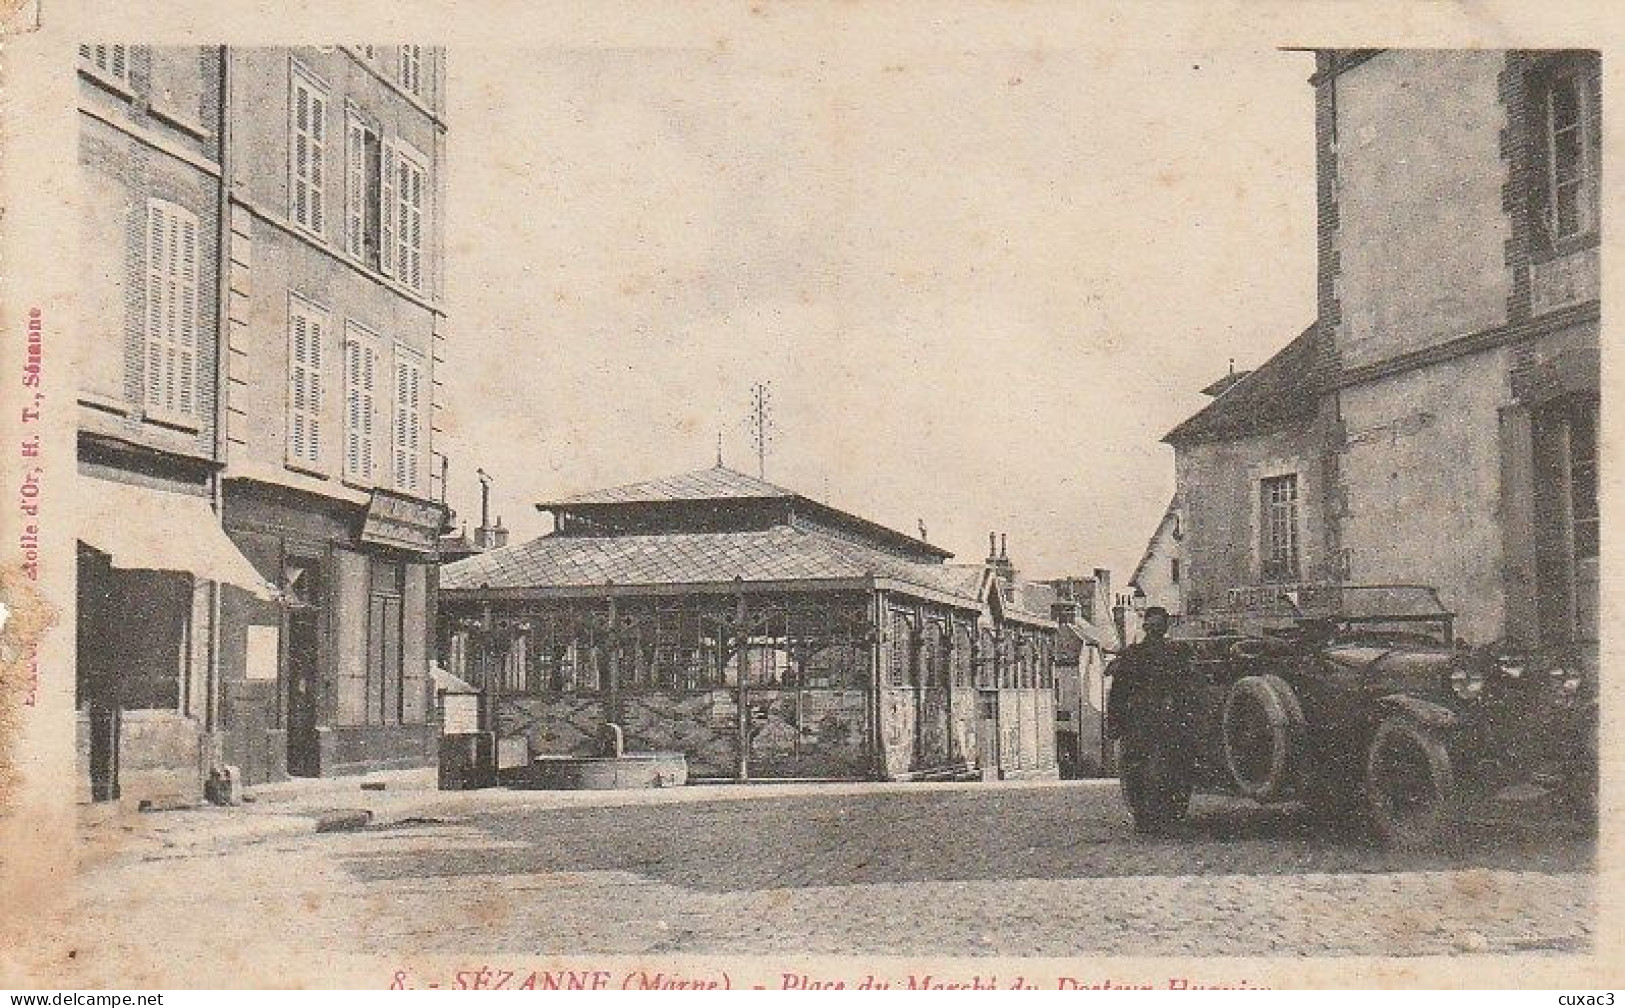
[[217, 46, 449, 783], [1042, 572, 1120, 779], [1125, 493, 1184, 618], [439, 465, 1061, 782], [75, 46, 274, 804], [1160, 49, 1599, 669], [74, 46, 448, 804]]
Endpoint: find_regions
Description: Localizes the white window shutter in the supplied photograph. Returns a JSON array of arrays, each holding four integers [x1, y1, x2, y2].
[[406, 358, 421, 490], [309, 92, 326, 232], [289, 313, 307, 461], [308, 316, 323, 461], [177, 214, 198, 416], [288, 300, 327, 468], [392, 349, 424, 494], [345, 338, 362, 479], [393, 357, 407, 486], [344, 328, 382, 483], [407, 164, 423, 290], [291, 73, 327, 235], [346, 116, 365, 256], [380, 138, 398, 277], [143, 199, 200, 419], [361, 343, 377, 480]]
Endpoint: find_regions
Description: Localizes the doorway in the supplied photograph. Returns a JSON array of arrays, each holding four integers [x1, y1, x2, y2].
[[977, 690, 1000, 780], [285, 608, 321, 776]]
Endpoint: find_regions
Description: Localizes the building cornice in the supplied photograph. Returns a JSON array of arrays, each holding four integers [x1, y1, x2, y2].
[[1333, 299, 1598, 391], [1308, 49, 1386, 86], [78, 101, 222, 178]]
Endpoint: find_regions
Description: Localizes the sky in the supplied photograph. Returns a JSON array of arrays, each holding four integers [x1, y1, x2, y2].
[[439, 33, 1318, 583]]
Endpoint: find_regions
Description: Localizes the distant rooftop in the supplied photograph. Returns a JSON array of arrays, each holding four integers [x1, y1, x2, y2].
[[537, 463, 955, 561], [541, 465, 794, 508], [1163, 324, 1330, 444]]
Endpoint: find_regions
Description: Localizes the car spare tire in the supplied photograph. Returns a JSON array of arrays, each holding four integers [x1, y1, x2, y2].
[[1221, 674, 1306, 801]]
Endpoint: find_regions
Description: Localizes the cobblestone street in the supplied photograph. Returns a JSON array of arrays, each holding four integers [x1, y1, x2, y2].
[[57, 779, 1593, 984]]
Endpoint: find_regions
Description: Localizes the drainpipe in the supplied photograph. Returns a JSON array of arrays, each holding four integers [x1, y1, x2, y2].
[[870, 588, 886, 780], [205, 45, 234, 743]]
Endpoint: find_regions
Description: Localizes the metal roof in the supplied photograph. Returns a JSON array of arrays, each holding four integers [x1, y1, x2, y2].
[[542, 465, 794, 507], [441, 524, 1056, 626], [444, 524, 964, 598]]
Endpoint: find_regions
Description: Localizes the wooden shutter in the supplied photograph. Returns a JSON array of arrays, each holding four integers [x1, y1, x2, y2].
[[291, 73, 327, 234], [404, 160, 424, 290], [393, 348, 423, 494], [399, 46, 422, 96], [380, 138, 397, 277], [288, 300, 325, 467], [345, 114, 366, 257], [143, 200, 200, 419], [80, 45, 130, 82], [344, 337, 362, 479], [344, 326, 380, 483]]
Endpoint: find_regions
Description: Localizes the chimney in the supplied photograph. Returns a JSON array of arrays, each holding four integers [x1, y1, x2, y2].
[[473, 468, 508, 550], [988, 531, 1016, 583], [1092, 567, 1112, 624]]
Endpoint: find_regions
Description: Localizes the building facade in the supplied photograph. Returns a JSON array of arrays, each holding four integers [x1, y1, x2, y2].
[[75, 45, 272, 804], [1125, 494, 1184, 618], [439, 466, 1061, 782], [217, 46, 449, 783], [1158, 50, 1599, 671], [74, 46, 448, 804], [1043, 572, 1120, 779]]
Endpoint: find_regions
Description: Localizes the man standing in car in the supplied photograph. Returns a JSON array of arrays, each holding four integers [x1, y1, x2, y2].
[[1106, 606, 1196, 832]]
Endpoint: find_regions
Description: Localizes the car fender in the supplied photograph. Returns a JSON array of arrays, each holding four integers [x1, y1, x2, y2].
[[1374, 693, 1459, 730]]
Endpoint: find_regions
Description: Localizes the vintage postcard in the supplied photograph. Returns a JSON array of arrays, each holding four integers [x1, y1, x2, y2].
[[0, 0, 1618, 991]]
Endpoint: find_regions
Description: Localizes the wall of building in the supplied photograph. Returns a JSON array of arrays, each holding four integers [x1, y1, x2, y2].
[[1132, 511, 1184, 616], [1335, 347, 1513, 644], [223, 47, 444, 503], [1332, 51, 1512, 369], [1173, 417, 1333, 614], [77, 47, 222, 463]]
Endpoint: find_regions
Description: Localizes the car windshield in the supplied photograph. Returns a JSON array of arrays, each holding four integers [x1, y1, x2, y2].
[[1286, 585, 1449, 620], [1332, 619, 1452, 647]]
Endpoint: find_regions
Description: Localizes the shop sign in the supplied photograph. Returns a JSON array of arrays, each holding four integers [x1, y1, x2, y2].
[[360, 489, 444, 553]]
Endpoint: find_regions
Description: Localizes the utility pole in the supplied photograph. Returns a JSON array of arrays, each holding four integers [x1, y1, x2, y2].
[[747, 381, 775, 480]]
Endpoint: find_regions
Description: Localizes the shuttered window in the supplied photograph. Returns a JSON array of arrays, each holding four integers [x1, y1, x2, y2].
[[290, 69, 328, 235], [343, 324, 382, 484], [398, 45, 423, 97], [79, 45, 131, 84], [393, 345, 424, 494], [143, 200, 200, 420], [381, 140, 428, 292], [287, 297, 327, 469], [345, 112, 383, 266]]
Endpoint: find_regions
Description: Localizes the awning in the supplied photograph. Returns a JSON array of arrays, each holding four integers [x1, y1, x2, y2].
[[79, 476, 280, 600]]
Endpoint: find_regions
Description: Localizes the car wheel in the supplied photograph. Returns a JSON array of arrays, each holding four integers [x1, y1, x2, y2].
[[1221, 674, 1305, 801], [1118, 736, 1191, 834], [1364, 715, 1458, 848]]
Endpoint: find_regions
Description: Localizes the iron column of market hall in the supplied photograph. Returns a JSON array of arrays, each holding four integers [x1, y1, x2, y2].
[[437, 464, 1063, 783]]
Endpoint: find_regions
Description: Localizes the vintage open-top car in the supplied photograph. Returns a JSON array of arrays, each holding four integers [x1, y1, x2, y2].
[[1115, 584, 1596, 847]]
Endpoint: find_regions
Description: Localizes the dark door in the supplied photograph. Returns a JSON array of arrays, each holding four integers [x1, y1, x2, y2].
[[286, 609, 321, 777], [88, 704, 120, 801], [78, 546, 120, 801], [978, 690, 1000, 781]]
